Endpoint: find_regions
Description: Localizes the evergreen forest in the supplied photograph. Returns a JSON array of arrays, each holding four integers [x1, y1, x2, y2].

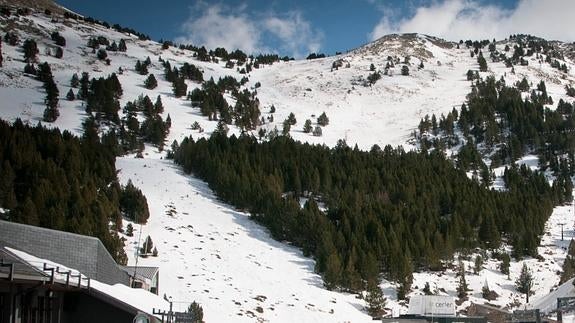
[[0, 118, 150, 265], [173, 126, 566, 292]]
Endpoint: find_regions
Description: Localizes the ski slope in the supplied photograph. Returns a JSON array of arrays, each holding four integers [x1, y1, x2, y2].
[[1, 7, 575, 322]]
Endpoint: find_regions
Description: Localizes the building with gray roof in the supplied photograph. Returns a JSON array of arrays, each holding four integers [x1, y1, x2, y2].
[[0, 220, 129, 285]]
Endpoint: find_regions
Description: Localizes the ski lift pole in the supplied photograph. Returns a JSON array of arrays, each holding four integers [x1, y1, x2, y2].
[[133, 212, 143, 286]]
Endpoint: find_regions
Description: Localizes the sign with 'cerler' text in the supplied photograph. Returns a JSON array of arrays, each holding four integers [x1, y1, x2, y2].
[[407, 295, 456, 317]]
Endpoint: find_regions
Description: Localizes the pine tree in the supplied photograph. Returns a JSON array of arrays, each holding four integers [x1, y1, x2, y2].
[[423, 282, 433, 295], [317, 112, 329, 126], [303, 119, 312, 133], [187, 301, 203, 323], [24, 63, 36, 75], [126, 223, 134, 237], [55, 47, 63, 59], [499, 253, 510, 277], [365, 280, 386, 319], [0, 161, 16, 209], [142, 235, 154, 254], [397, 275, 412, 300], [135, 60, 148, 75], [515, 77, 529, 92], [4, 32, 18, 46], [37, 62, 53, 83], [22, 39, 38, 62], [97, 48, 108, 60], [165, 114, 171, 130], [214, 120, 229, 136], [120, 180, 150, 223], [479, 213, 500, 249], [172, 77, 187, 97], [324, 252, 342, 290], [478, 54, 488, 72], [367, 71, 381, 85], [108, 41, 118, 52], [66, 88, 75, 101], [401, 65, 410, 76], [313, 126, 322, 137], [154, 95, 164, 114], [118, 39, 127, 52], [282, 119, 291, 136], [457, 260, 468, 299], [482, 280, 492, 299], [79, 72, 90, 100], [15, 197, 39, 225], [516, 262, 533, 303], [474, 255, 483, 274], [287, 112, 297, 125], [41, 64, 59, 122], [51, 32, 66, 46], [144, 74, 158, 89]]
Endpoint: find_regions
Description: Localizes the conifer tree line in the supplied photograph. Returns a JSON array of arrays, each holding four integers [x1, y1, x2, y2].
[[82, 72, 123, 123], [173, 129, 557, 292], [417, 75, 575, 197], [170, 42, 291, 66], [37, 62, 60, 122], [163, 60, 261, 131], [460, 35, 569, 73], [69, 70, 172, 153], [118, 94, 171, 152], [0, 118, 151, 265], [19, 48, 60, 122]]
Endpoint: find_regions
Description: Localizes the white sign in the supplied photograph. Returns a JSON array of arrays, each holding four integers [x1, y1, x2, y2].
[[408, 295, 456, 317]]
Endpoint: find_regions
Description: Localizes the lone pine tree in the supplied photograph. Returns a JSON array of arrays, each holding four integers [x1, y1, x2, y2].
[[457, 260, 468, 299], [516, 262, 533, 303], [365, 280, 386, 319], [303, 119, 312, 133], [144, 74, 158, 89]]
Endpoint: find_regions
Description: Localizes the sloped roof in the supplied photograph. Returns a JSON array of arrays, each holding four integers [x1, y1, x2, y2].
[[0, 220, 129, 285], [121, 266, 159, 281], [6, 246, 170, 318], [530, 277, 575, 313], [0, 242, 49, 281]]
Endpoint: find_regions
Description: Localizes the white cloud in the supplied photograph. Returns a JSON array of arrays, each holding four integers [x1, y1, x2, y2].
[[369, 0, 575, 42], [176, 3, 323, 58], [177, 4, 261, 54], [264, 11, 323, 58]]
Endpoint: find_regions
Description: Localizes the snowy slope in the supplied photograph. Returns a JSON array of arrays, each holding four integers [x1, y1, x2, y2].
[[251, 35, 473, 150], [117, 155, 372, 322], [2, 7, 575, 322]]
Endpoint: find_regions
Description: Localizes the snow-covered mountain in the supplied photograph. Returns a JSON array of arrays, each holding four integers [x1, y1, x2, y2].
[[2, 2, 575, 322]]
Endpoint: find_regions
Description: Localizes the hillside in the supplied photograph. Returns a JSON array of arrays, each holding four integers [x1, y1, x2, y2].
[[1, 3, 575, 322]]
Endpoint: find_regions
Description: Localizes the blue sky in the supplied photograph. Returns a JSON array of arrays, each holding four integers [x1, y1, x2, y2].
[[57, 0, 574, 58]]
